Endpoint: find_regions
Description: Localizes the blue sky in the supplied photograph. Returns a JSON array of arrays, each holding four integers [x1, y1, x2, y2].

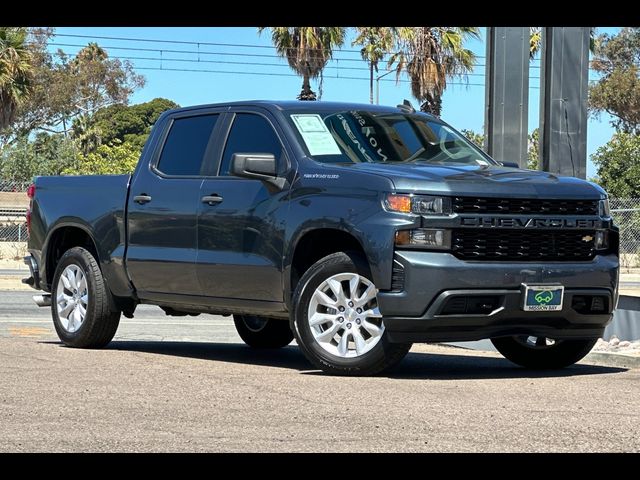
[[49, 26, 621, 178]]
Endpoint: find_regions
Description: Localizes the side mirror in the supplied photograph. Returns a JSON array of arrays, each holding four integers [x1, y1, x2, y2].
[[231, 153, 286, 189], [500, 161, 520, 169]]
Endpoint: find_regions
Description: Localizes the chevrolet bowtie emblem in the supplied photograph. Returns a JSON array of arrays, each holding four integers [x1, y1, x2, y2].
[[582, 235, 594, 242]]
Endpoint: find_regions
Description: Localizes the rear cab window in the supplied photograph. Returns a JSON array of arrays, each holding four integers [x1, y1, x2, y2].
[[156, 114, 220, 176]]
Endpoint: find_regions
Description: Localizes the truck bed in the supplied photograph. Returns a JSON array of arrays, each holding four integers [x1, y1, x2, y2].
[[29, 174, 132, 295]]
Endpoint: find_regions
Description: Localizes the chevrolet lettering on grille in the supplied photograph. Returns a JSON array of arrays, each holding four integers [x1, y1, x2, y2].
[[460, 217, 600, 228]]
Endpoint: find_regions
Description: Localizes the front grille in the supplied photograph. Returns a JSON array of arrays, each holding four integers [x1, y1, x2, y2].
[[453, 197, 598, 215], [452, 229, 596, 261]]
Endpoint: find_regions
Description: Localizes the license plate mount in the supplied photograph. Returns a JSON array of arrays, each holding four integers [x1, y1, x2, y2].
[[522, 284, 564, 312]]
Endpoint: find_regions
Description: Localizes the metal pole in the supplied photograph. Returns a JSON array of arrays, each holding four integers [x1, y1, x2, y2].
[[484, 27, 530, 165], [375, 70, 395, 105], [539, 27, 590, 178]]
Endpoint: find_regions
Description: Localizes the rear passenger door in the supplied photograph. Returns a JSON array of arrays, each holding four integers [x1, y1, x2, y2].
[[127, 111, 222, 298], [197, 109, 292, 302]]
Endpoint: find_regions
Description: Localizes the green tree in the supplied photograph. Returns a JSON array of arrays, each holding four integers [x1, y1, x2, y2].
[[258, 27, 346, 100], [591, 132, 640, 198], [389, 27, 479, 116], [0, 27, 32, 131], [461, 129, 484, 149], [64, 140, 139, 176], [352, 27, 396, 104], [82, 97, 179, 152], [5, 34, 145, 143], [460, 128, 540, 170], [589, 27, 640, 134], [0, 133, 77, 181]]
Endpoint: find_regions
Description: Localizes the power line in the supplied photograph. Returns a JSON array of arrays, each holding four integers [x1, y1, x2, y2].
[[53, 47, 498, 77], [48, 31, 491, 58], [48, 42, 490, 68], [133, 65, 491, 87], [43, 32, 608, 75], [47, 47, 551, 87]]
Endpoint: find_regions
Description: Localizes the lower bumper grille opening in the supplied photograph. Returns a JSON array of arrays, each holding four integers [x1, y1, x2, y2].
[[440, 295, 502, 315], [391, 260, 405, 292], [572, 295, 609, 314]]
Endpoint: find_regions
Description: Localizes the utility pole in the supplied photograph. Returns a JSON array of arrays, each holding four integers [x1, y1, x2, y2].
[[375, 70, 395, 105]]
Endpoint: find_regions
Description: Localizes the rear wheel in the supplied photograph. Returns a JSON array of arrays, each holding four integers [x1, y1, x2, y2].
[[233, 315, 293, 348], [491, 335, 598, 369], [51, 247, 121, 348], [291, 252, 411, 376]]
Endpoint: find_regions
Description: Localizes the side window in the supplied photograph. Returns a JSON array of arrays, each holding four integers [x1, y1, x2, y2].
[[156, 114, 219, 176], [219, 113, 283, 176]]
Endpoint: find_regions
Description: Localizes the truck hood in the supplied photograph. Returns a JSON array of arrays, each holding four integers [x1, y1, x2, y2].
[[340, 163, 606, 199]]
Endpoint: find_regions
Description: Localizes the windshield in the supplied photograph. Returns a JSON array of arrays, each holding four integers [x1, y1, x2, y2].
[[287, 110, 496, 167]]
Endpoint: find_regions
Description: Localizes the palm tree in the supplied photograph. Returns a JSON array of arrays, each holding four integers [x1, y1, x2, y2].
[[389, 27, 479, 116], [71, 113, 102, 156], [0, 27, 32, 131], [258, 27, 346, 100], [352, 27, 396, 104]]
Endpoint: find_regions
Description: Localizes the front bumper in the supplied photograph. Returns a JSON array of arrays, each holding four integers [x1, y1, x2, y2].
[[377, 251, 619, 343]]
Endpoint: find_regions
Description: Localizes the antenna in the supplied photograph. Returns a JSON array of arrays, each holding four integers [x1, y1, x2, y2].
[[397, 99, 416, 113]]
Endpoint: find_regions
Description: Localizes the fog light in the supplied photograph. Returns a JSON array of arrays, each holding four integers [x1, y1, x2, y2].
[[395, 229, 451, 249], [594, 230, 608, 250]]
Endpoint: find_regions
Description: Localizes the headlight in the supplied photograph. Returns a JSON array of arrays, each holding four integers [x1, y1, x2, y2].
[[598, 198, 610, 217], [385, 194, 452, 215]]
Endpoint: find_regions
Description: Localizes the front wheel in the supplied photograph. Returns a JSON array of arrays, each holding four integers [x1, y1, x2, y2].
[[291, 252, 411, 376], [233, 315, 293, 348], [491, 335, 598, 369]]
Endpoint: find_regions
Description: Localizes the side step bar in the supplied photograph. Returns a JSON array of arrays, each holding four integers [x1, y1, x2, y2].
[[33, 294, 51, 307]]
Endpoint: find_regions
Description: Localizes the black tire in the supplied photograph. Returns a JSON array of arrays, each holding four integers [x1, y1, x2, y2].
[[51, 247, 121, 348], [233, 315, 293, 348], [491, 336, 598, 369], [291, 251, 412, 376]]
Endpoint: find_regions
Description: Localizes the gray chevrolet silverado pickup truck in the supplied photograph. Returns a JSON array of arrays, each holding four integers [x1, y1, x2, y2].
[[23, 100, 619, 375]]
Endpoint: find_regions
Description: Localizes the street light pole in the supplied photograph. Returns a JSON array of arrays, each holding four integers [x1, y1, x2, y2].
[[375, 69, 395, 105]]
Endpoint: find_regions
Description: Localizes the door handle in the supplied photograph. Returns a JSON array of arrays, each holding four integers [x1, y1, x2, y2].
[[133, 194, 152, 205], [202, 195, 223, 206]]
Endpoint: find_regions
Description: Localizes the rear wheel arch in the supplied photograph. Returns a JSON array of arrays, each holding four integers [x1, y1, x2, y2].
[[44, 224, 100, 289]]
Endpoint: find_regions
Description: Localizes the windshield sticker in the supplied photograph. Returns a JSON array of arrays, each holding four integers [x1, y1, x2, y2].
[[291, 114, 342, 156]]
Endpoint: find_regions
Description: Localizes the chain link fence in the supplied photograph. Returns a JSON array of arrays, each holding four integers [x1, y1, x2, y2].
[[610, 198, 640, 269], [0, 181, 30, 260], [1, 178, 640, 267]]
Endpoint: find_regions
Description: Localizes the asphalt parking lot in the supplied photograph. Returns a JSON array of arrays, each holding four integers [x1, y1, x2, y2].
[[1, 289, 639, 452]]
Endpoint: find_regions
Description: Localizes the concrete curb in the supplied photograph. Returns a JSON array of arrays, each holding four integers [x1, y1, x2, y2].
[[583, 351, 640, 369]]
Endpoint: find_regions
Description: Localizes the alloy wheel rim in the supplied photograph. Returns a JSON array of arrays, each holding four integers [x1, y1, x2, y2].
[[307, 272, 384, 358], [56, 264, 88, 333]]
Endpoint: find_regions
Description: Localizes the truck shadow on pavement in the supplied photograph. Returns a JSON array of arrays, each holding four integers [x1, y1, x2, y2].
[[103, 340, 626, 380]]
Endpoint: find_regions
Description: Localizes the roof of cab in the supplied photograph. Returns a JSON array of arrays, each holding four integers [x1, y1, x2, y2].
[[165, 99, 436, 119]]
